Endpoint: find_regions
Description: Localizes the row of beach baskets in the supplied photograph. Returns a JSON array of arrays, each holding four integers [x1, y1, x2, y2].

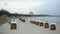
[[30, 21, 56, 30], [9, 18, 56, 30]]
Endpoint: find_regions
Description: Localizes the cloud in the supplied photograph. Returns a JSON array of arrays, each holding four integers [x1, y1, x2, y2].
[[0, 1, 45, 14], [0, 0, 60, 15]]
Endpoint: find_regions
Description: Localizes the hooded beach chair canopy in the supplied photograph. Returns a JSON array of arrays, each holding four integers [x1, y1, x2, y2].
[[11, 19, 17, 23]]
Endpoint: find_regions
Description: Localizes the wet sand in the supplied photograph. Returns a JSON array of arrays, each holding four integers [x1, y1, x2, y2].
[[0, 17, 60, 34]]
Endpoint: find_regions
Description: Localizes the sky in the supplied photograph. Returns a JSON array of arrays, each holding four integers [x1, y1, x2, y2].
[[0, 0, 60, 15]]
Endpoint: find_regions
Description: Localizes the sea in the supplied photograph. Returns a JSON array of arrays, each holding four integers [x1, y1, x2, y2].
[[26, 16, 60, 23]]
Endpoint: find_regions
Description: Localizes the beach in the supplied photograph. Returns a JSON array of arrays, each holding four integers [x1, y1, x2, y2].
[[0, 17, 60, 34]]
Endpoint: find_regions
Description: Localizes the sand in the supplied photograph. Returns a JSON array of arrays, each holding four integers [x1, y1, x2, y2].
[[0, 17, 60, 34]]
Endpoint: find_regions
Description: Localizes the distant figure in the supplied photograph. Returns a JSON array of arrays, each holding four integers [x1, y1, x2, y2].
[[9, 19, 11, 24], [22, 16, 25, 22], [19, 16, 22, 20]]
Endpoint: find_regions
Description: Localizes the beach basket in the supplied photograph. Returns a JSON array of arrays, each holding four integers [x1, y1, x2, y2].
[[50, 23, 56, 30], [44, 23, 49, 28], [31, 21, 34, 24], [39, 22, 43, 26], [33, 21, 36, 24], [36, 22, 39, 25]]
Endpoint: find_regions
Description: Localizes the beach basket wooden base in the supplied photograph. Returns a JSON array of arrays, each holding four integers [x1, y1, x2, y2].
[[39, 22, 43, 26], [33, 21, 36, 24], [11, 23, 17, 29], [36, 22, 39, 25], [50, 24, 56, 30], [44, 23, 49, 28]]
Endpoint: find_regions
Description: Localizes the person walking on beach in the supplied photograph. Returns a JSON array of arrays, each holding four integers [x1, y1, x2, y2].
[[22, 16, 25, 22]]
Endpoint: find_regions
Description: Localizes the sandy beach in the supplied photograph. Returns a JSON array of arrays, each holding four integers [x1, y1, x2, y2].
[[0, 17, 60, 34]]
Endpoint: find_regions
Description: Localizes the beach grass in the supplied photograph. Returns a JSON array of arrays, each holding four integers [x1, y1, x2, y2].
[[0, 16, 8, 26]]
